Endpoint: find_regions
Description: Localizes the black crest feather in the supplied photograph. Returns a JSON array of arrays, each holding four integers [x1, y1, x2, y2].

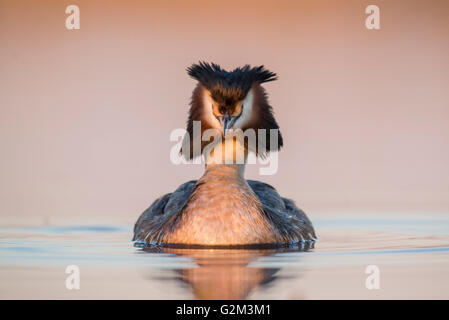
[[186, 62, 277, 94]]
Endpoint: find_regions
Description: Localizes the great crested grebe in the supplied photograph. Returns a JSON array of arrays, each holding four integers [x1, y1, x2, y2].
[[133, 62, 316, 247]]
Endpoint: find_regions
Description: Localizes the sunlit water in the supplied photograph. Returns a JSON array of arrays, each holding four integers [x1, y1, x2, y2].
[[1, 214, 449, 299]]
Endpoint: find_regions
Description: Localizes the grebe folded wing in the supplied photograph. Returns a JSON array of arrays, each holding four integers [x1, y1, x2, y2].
[[247, 180, 316, 241], [133, 180, 197, 241]]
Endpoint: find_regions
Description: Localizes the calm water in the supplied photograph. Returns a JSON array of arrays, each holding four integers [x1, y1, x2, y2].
[[1, 214, 449, 299]]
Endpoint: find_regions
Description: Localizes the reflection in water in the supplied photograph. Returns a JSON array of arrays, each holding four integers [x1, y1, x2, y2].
[[2, 217, 449, 299], [141, 243, 314, 299]]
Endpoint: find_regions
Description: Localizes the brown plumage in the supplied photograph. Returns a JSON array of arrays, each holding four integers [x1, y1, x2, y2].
[[133, 62, 316, 247]]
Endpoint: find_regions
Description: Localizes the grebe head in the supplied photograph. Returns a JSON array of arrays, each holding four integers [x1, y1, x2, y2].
[[181, 62, 283, 160]]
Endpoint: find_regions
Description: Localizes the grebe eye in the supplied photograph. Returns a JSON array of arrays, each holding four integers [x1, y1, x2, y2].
[[219, 106, 226, 114]]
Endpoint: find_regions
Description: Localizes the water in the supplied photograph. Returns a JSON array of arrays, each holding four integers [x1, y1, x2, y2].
[[1, 214, 449, 299]]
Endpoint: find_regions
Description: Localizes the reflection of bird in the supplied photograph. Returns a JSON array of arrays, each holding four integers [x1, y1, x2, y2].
[[143, 244, 314, 300], [133, 62, 316, 246]]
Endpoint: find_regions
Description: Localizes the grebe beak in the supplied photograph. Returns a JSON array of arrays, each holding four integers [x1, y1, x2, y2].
[[220, 114, 232, 136]]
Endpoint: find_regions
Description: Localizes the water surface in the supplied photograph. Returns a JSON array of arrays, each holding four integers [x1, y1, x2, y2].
[[1, 214, 449, 299]]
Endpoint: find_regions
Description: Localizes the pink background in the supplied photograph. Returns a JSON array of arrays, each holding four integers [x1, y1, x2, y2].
[[1, 0, 448, 224]]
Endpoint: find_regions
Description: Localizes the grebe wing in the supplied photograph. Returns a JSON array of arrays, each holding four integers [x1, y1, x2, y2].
[[133, 180, 197, 241], [247, 180, 316, 241]]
